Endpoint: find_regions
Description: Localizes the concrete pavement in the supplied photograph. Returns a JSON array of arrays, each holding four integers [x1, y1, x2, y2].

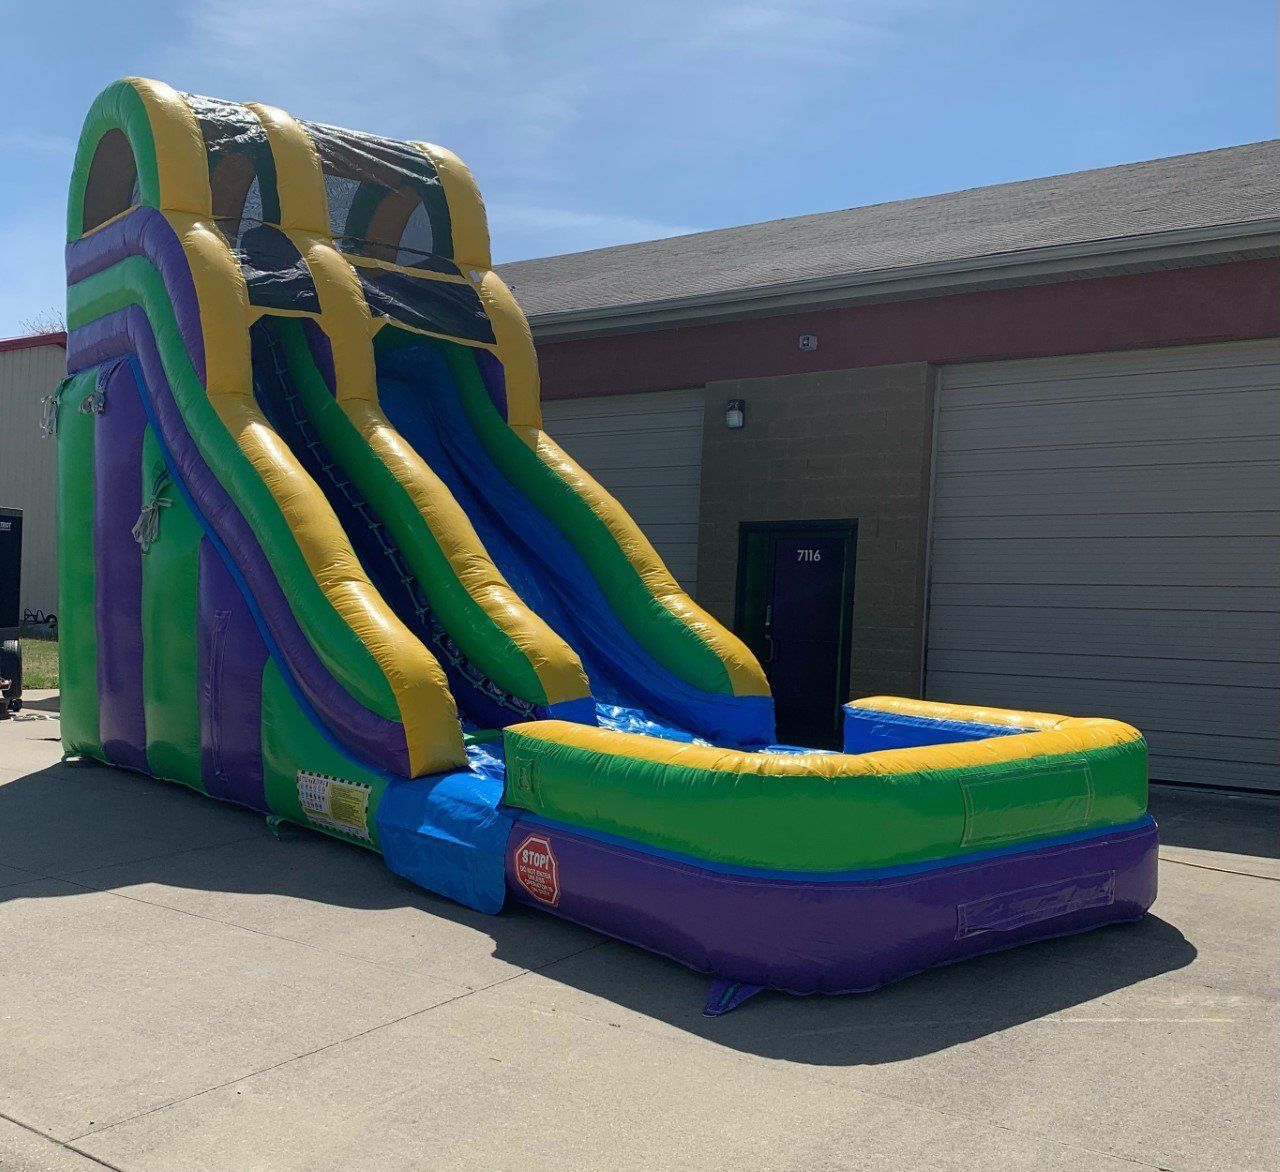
[[2, 692, 1276, 1171]]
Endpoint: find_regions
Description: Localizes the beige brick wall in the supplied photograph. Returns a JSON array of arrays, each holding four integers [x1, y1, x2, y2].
[[0, 342, 65, 618], [697, 362, 936, 701]]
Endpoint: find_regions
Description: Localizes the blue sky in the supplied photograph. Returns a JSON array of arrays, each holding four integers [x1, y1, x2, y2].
[[1, 0, 1274, 336]]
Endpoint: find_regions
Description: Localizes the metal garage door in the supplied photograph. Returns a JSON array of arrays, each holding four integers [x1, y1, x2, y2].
[[927, 340, 1280, 791], [541, 388, 705, 594]]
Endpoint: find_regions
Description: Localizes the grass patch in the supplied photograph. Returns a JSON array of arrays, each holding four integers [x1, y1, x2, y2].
[[19, 636, 58, 689]]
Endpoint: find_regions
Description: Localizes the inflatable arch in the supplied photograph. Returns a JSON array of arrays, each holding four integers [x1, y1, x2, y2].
[[57, 80, 1157, 1013]]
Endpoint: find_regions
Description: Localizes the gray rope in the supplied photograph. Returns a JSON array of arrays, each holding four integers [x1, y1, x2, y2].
[[79, 387, 106, 415], [132, 468, 173, 552], [39, 377, 72, 438]]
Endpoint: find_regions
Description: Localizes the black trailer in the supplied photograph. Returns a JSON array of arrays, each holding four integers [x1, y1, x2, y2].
[[0, 506, 22, 715]]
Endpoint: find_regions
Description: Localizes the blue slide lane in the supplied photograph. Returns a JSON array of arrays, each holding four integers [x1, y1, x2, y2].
[[376, 343, 768, 744]]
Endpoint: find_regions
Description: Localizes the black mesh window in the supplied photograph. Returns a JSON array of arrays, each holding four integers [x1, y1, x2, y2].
[[181, 92, 320, 310], [397, 203, 434, 264], [357, 268, 493, 344], [301, 120, 456, 272], [238, 225, 321, 313], [182, 92, 280, 243]]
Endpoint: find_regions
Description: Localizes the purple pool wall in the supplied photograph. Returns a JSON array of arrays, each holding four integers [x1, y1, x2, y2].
[[504, 817, 1159, 996]]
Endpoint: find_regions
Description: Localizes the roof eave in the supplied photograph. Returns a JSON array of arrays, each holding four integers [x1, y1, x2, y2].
[[0, 331, 68, 355], [525, 219, 1280, 341]]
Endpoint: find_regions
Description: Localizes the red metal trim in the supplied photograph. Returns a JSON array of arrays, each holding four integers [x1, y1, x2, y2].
[[0, 331, 68, 355], [535, 259, 1279, 399]]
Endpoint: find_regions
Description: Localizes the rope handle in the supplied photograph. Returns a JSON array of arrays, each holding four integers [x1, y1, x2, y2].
[[39, 377, 73, 438], [132, 467, 174, 552], [42, 358, 128, 436]]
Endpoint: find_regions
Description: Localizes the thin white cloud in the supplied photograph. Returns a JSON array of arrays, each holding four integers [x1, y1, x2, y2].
[[158, 1, 930, 256], [0, 132, 77, 158], [171, 1, 921, 143], [488, 201, 700, 259], [684, 1, 894, 64]]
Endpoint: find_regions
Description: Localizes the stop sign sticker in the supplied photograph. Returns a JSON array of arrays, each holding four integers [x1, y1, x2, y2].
[[514, 834, 560, 906]]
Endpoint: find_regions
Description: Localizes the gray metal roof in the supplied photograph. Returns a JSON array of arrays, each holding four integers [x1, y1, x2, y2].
[[497, 141, 1280, 334]]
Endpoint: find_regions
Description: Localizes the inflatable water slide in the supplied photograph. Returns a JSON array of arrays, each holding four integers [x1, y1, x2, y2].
[[56, 79, 1157, 1014]]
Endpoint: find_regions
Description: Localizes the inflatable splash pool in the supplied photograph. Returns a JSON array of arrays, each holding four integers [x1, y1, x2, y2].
[[56, 80, 1157, 1014]]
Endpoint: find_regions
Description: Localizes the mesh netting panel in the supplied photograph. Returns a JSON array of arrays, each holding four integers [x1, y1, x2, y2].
[[357, 268, 493, 344], [166, 94, 489, 347], [238, 225, 321, 313], [322, 171, 363, 241], [302, 120, 454, 267], [179, 94, 322, 313], [182, 91, 279, 243], [241, 177, 264, 237], [397, 203, 435, 265]]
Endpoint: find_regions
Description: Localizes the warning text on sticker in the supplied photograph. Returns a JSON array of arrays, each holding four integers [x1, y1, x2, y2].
[[514, 834, 560, 906]]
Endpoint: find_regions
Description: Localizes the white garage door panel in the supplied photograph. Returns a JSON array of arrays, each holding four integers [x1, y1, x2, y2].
[[928, 670, 1277, 738], [927, 670, 1278, 789], [928, 650, 1274, 689], [564, 465, 701, 491], [1149, 732, 1279, 789], [936, 582, 1275, 612], [941, 344, 1279, 393], [552, 430, 702, 467], [938, 511, 1276, 540], [929, 340, 1280, 791], [581, 485, 701, 517], [933, 536, 1278, 586], [542, 388, 705, 595], [928, 606, 1275, 662], [940, 434, 1271, 474], [941, 386, 1275, 444], [934, 464, 1276, 516]]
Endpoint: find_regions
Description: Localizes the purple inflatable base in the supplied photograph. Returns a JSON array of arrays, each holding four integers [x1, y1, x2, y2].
[[503, 818, 1158, 1002]]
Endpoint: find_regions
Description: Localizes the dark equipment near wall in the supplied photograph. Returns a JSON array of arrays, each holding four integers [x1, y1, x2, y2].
[[0, 507, 23, 716], [735, 520, 857, 747]]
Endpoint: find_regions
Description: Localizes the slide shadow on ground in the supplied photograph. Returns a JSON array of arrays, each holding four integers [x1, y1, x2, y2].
[[0, 756, 1201, 1066]]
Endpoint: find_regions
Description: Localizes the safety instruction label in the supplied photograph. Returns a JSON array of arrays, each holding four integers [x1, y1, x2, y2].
[[513, 833, 560, 906], [296, 772, 372, 842]]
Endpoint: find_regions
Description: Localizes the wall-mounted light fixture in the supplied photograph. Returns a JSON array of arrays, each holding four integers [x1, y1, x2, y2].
[[725, 398, 746, 430]]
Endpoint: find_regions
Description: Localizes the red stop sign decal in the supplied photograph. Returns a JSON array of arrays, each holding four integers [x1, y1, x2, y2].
[[514, 834, 560, 906]]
